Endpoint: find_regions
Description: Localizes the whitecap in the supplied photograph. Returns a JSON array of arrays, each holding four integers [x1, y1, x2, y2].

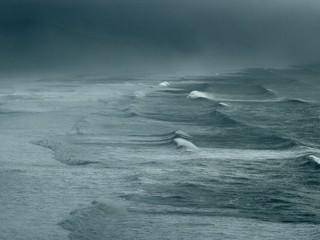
[[159, 81, 170, 87], [174, 138, 199, 151], [218, 102, 230, 107], [187, 90, 211, 99], [308, 155, 320, 165]]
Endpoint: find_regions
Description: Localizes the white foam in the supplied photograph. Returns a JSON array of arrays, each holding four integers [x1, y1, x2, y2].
[[309, 155, 320, 165], [159, 81, 170, 87], [218, 102, 230, 107], [187, 90, 211, 99], [174, 138, 199, 151]]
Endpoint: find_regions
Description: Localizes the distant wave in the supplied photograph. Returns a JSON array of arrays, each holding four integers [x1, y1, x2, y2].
[[182, 89, 313, 113], [187, 91, 213, 100], [192, 110, 245, 128], [159, 81, 170, 87], [218, 102, 230, 107], [192, 129, 302, 150], [159, 88, 187, 94], [139, 108, 243, 127], [0, 109, 22, 115], [278, 98, 311, 105], [259, 135, 300, 150], [186, 85, 279, 102], [131, 130, 192, 140]]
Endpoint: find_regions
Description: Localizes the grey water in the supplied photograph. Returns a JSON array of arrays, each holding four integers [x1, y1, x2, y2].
[[1, 66, 320, 240]]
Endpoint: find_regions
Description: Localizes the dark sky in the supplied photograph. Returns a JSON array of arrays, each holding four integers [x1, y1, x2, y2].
[[1, 0, 320, 73]]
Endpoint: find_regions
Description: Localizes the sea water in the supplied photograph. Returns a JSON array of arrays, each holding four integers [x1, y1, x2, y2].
[[0, 67, 319, 239]]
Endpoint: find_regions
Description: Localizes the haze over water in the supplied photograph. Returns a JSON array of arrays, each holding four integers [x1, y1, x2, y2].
[[1, 1, 320, 240]]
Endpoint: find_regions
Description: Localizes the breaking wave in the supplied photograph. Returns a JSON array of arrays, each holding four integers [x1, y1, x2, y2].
[[130, 130, 198, 152], [187, 90, 213, 100]]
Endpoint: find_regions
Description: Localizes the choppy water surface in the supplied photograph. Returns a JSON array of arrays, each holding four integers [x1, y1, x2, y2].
[[1, 67, 320, 239]]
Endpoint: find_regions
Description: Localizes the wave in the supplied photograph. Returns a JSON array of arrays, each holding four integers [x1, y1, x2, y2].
[[186, 84, 279, 102], [130, 130, 191, 140], [121, 104, 140, 117], [174, 138, 199, 151], [309, 155, 320, 165], [186, 90, 276, 102], [200, 110, 244, 127], [33, 139, 98, 166], [139, 107, 243, 127], [206, 110, 239, 125], [278, 98, 311, 105], [174, 130, 192, 139], [192, 129, 301, 150], [299, 154, 320, 168], [187, 91, 212, 100], [218, 102, 230, 107], [281, 99, 307, 104], [130, 130, 198, 152], [198, 146, 307, 161], [256, 135, 300, 150], [0, 109, 23, 115], [132, 91, 146, 99], [159, 81, 170, 87], [59, 199, 128, 240], [254, 135, 300, 150]]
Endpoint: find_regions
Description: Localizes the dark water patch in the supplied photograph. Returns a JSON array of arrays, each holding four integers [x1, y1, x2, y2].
[[33, 139, 98, 166], [59, 199, 129, 240], [0, 169, 25, 174], [158, 88, 186, 94], [203, 83, 278, 101], [191, 128, 300, 150], [123, 178, 320, 224], [285, 65, 320, 76], [237, 68, 299, 84], [0, 109, 25, 115], [279, 98, 311, 105], [139, 107, 244, 128], [201, 110, 245, 127]]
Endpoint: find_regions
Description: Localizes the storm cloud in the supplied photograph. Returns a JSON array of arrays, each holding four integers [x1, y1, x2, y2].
[[1, 0, 320, 73]]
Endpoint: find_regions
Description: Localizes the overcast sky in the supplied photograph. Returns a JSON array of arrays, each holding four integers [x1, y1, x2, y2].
[[1, 0, 320, 73]]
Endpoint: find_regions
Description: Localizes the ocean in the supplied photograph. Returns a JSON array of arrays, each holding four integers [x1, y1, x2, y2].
[[0, 66, 319, 239]]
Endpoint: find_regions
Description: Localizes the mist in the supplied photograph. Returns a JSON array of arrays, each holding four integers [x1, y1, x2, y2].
[[1, 0, 320, 74]]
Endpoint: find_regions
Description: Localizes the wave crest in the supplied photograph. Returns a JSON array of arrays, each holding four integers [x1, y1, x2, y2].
[[187, 91, 212, 100]]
